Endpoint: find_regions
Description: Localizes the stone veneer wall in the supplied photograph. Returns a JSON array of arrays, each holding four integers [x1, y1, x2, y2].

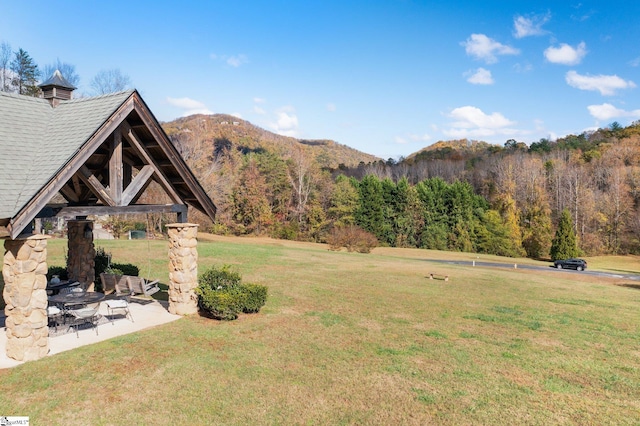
[[3, 234, 50, 361], [67, 220, 95, 291], [167, 223, 199, 315]]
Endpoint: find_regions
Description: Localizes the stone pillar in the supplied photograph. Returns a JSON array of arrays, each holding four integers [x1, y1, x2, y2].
[[3, 234, 50, 361], [167, 223, 199, 315], [67, 220, 95, 291]]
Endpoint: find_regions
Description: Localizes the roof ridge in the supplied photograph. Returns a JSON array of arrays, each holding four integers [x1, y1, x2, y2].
[[61, 89, 136, 104]]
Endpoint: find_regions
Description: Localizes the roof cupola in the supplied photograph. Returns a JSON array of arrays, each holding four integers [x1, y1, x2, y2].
[[38, 70, 76, 106]]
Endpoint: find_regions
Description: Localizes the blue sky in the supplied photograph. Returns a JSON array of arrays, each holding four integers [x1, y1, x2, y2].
[[2, 1, 640, 159]]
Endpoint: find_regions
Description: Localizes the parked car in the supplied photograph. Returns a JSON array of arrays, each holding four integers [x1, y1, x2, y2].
[[553, 258, 587, 271]]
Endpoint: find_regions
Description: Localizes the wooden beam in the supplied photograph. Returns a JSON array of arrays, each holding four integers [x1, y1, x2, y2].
[[59, 183, 80, 203], [132, 95, 217, 220], [110, 130, 123, 205], [120, 122, 183, 204], [121, 165, 154, 206], [78, 165, 115, 206], [56, 204, 187, 218], [72, 175, 82, 197]]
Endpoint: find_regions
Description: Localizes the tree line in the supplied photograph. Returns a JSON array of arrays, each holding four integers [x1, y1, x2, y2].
[[0, 41, 132, 96], [172, 120, 640, 259]]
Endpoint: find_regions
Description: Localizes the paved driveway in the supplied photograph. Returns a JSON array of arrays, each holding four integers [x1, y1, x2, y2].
[[421, 258, 640, 281]]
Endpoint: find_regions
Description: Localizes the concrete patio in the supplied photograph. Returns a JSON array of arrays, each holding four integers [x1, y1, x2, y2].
[[0, 297, 181, 369]]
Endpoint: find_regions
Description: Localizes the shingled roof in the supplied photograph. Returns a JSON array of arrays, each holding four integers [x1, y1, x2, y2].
[[0, 89, 216, 239]]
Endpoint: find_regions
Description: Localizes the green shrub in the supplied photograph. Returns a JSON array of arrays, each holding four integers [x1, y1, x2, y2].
[[111, 263, 139, 276], [103, 266, 124, 276], [199, 264, 241, 290], [133, 222, 147, 231], [270, 221, 299, 241], [197, 286, 245, 320], [241, 283, 268, 313], [196, 265, 267, 320], [209, 222, 231, 235], [94, 247, 111, 276], [47, 266, 68, 281]]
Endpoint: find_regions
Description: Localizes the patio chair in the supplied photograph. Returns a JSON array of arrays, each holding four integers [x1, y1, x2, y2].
[[126, 275, 160, 297], [66, 302, 102, 338], [47, 305, 63, 332], [104, 278, 134, 323], [58, 286, 86, 313]]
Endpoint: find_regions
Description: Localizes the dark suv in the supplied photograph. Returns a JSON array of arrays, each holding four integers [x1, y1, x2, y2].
[[553, 258, 587, 271]]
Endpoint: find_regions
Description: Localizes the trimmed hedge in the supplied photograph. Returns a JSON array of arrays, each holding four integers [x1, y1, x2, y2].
[[111, 262, 139, 276], [241, 283, 268, 313], [196, 265, 267, 320]]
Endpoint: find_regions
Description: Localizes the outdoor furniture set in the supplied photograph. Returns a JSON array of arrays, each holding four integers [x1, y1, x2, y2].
[[45, 273, 160, 337], [47, 287, 106, 337]]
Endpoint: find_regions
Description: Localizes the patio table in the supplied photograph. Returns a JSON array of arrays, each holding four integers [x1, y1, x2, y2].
[[48, 291, 105, 307], [46, 280, 81, 295]]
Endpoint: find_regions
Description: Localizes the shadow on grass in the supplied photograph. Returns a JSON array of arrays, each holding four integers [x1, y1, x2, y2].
[[616, 283, 640, 290]]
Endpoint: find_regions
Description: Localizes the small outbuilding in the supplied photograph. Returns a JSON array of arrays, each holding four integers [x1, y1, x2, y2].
[[0, 71, 216, 361]]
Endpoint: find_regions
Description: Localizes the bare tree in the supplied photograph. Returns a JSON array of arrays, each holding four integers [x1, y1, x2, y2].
[[42, 59, 80, 87], [0, 41, 12, 92], [90, 68, 132, 95], [288, 146, 316, 224]]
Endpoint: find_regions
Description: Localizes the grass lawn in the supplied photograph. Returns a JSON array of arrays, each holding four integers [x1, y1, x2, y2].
[[1, 235, 640, 424]]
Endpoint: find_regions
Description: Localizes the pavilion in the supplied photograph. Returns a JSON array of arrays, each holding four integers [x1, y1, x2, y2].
[[0, 71, 216, 361]]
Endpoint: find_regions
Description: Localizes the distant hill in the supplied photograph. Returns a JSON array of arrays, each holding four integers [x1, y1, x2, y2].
[[405, 139, 497, 162], [162, 114, 379, 169]]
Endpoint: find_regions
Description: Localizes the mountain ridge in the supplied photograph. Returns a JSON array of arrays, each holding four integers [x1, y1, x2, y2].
[[162, 113, 380, 169]]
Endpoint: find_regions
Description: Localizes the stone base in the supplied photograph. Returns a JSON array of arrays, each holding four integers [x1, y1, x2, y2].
[[3, 234, 50, 361], [166, 223, 199, 316]]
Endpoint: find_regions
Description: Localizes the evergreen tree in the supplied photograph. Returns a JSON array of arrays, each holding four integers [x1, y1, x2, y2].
[[354, 174, 385, 240], [10, 48, 40, 96], [550, 208, 579, 260]]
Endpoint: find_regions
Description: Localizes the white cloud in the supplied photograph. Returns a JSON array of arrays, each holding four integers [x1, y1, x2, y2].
[[513, 62, 533, 73], [269, 107, 299, 137], [227, 54, 248, 67], [254, 106, 266, 115], [544, 42, 587, 65], [326, 103, 336, 112], [630, 57, 640, 67], [566, 70, 636, 95], [466, 67, 494, 85], [443, 106, 518, 139], [513, 13, 550, 38], [462, 34, 519, 64], [166, 97, 213, 116], [587, 103, 640, 121], [254, 97, 266, 103], [210, 53, 249, 67]]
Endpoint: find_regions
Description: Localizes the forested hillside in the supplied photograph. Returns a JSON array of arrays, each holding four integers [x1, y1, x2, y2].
[[161, 115, 640, 258]]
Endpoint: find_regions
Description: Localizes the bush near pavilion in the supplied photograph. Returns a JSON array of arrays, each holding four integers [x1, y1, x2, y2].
[[196, 265, 267, 320]]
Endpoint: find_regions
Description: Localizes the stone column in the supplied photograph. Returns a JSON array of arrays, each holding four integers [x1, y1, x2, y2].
[[167, 223, 199, 315], [67, 220, 95, 291], [3, 234, 50, 361]]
